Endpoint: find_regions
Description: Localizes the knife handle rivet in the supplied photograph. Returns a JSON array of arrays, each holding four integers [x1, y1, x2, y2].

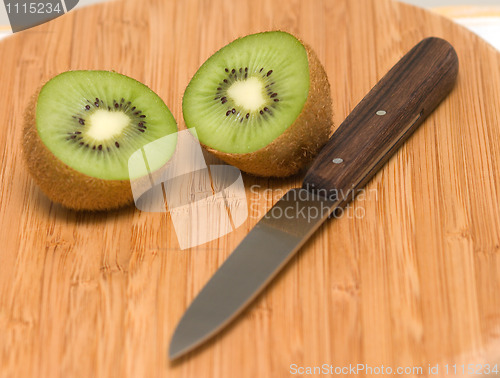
[[376, 110, 387, 116], [332, 158, 344, 164]]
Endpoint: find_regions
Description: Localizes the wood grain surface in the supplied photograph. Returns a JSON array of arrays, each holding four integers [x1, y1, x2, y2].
[[1, 0, 500, 377]]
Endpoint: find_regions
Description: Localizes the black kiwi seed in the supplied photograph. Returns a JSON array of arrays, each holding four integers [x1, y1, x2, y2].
[[226, 110, 231, 116], [114, 102, 119, 108], [98, 145, 102, 151], [231, 108, 236, 114], [115, 142, 120, 148], [260, 110, 264, 115], [267, 70, 273, 76], [85, 105, 90, 110], [259, 68, 263, 72], [79, 118, 85, 125], [245, 67, 248, 72], [225, 68, 229, 72], [246, 113, 250, 118], [270, 93, 278, 98], [231, 69, 236, 74]]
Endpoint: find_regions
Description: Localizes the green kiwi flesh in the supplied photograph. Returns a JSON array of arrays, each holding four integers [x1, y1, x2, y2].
[[182, 31, 333, 177], [23, 70, 178, 210]]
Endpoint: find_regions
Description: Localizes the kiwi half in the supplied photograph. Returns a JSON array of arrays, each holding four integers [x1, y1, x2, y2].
[[182, 31, 333, 177], [22, 70, 177, 211]]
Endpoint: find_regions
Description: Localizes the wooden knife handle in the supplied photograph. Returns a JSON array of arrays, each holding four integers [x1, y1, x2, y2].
[[303, 37, 459, 205]]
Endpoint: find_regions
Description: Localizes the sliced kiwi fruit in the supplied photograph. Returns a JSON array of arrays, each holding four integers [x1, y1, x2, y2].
[[22, 70, 178, 211], [182, 31, 333, 177]]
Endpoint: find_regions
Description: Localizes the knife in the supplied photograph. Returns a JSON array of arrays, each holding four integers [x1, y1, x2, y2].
[[169, 37, 459, 359]]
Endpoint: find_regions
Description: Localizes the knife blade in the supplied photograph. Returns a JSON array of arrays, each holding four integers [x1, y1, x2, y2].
[[169, 37, 459, 359]]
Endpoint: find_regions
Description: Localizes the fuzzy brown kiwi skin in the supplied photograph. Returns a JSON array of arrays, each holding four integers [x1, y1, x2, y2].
[[203, 43, 333, 177], [22, 88, 133, 211]]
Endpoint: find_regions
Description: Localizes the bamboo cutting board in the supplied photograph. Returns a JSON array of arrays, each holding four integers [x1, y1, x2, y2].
[[1, 0, 500, 377]]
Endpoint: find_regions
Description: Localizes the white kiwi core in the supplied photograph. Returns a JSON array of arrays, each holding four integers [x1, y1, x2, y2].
[[87, 109, 130, 140], [227, 77, 266, 112]]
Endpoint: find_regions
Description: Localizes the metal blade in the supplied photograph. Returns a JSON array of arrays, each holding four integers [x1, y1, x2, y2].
[[169, 188, 337, 359]]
